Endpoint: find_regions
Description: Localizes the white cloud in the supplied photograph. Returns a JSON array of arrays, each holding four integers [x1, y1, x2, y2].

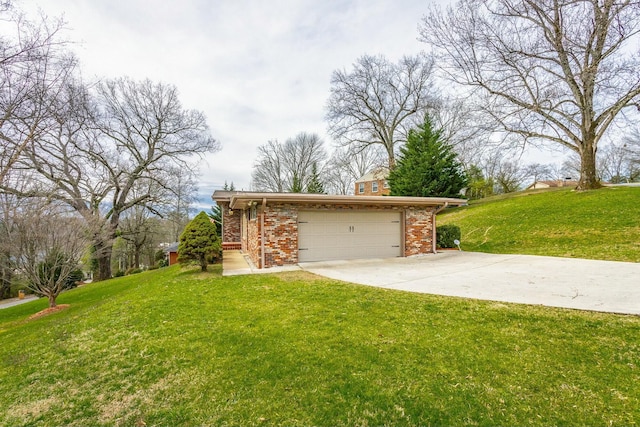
[[23, 0, 445, 198]]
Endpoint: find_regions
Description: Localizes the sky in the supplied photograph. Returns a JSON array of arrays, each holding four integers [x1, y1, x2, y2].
[[19, 0, 444, 204], [21, 0, 562, 207]]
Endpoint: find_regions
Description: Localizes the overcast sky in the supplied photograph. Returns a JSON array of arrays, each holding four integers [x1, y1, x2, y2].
[[21, 0, 443, 203]]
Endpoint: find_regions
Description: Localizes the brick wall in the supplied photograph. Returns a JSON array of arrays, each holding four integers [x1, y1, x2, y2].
[[355, 179, 390, 196], [245, 210, 262, 268], [245, 203, 435, 269], [404, 207, 435, 256], [263, 205, 299, 267], [220, 202, 241, 243]]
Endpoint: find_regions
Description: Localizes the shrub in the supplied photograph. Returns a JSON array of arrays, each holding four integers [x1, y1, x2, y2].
[[113, 270, 125, 278], [125, 267, 143, 276], [178, 211, 221, 272], [63, 269, 84, 290], [437, 224, 461, 249]]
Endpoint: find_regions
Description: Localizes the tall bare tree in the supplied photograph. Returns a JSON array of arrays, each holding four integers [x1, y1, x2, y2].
[[251, 132, 326, 192], [3, 78, 219, 280], [326, 54, 436, 169], [0, 3, 73, 185], [420, 0, 640, 190]]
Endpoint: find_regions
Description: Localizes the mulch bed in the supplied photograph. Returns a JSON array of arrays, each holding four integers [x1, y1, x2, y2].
[[28, 304, 70, 320]]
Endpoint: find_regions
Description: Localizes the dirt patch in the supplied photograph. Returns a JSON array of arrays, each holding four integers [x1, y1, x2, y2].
[[28, 304, 70, 320]]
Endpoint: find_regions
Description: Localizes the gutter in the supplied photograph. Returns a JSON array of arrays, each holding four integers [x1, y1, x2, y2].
[[432, 202, 449, 254]]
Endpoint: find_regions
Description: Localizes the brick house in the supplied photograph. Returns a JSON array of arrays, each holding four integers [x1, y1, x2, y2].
[[355, 168, 390, 195], [212, 191, 466, 269]]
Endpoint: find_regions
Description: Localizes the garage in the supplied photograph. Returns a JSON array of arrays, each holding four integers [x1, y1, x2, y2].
[[298, 210, 402, 262], [212, 191, 467, 269]]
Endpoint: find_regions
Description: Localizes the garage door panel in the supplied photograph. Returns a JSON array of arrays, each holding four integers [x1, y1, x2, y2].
[[298, 210, 402, 262]]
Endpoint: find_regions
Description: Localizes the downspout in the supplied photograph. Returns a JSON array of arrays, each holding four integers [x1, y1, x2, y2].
[[260, 198, 266, 269], [432, 202, 449, 254]]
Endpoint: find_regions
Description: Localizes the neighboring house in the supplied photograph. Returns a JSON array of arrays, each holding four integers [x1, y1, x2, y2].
[[527, 179, 579, 190], [212, 191, 466, 269], [355, 168, 390, 196], [165, 242, 179, 266]]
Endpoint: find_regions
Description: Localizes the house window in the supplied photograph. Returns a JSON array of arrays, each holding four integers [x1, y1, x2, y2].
[[383, 180, 389, 189], [358, 182, 365, 194], [372, 181, 379, 193]]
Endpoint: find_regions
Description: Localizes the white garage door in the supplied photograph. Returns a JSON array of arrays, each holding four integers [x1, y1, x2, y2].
[[298, 210, 402, 262]]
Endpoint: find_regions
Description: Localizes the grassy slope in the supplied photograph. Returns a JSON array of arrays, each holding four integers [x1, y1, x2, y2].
[[438, 186, 640, 262], [1, 266, 639, 426]]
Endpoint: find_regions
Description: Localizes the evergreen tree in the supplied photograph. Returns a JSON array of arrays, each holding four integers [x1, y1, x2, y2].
[[290, 173, 303, 193], [306, 163, 325, 194], [388, 115, 467, 198], [178, 211, 220, 272]]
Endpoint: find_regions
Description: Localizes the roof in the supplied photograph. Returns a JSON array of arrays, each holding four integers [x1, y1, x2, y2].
[[355, 167, 389, 183], [527, 180, 579, 189], [212, 190, 467, 210]]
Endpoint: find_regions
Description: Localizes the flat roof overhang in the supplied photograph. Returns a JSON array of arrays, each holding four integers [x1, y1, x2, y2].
[[212, 191, 467, 210]]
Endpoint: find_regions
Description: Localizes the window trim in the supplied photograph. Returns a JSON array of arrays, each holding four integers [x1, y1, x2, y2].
[[372, 181, 379, 193], [358, 182, 365, 194]]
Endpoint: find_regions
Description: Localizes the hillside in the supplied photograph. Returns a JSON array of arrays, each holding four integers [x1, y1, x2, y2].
[[438, 186, 640, 262], [1, 266, 639, 426]]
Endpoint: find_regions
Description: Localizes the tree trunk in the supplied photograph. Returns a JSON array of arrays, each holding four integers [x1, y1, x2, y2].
[[577, 142, 602, 190], [47, 293, 57, 308], [200, 254, 207, 272], [0, 265, 11, 300], [94, 240, 114, 281]]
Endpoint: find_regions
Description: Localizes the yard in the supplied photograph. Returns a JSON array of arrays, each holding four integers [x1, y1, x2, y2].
[[1, 265, 638, 426]]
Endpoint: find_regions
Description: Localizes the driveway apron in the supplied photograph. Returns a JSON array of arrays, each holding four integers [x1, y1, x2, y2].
[[300, 251, 640, 315]]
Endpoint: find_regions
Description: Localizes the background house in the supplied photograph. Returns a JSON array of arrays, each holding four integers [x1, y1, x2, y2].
[[355, 168, 390, 195], [527, 179, 579, 190]]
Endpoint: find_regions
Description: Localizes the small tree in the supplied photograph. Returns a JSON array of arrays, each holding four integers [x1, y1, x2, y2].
[[306, 163, 325, 194], [388, 116, 467, 198], [10, 205, 88, 308], [178, 212, 220, 272]]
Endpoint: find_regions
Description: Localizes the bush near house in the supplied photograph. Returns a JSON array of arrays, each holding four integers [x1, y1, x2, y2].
[[436, 224, 461, 248], [178, 211, 221, 271]]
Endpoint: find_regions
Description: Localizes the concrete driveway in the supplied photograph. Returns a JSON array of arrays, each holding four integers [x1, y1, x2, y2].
[[300, 251, 640, 315]]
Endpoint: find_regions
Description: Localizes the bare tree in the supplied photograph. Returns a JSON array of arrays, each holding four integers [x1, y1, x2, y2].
[[524, 163, 553, 185], [3, 78, 219, 280], [9, 201, 88, 308], [324, 145, 385, 195], [420, 0, 640, 190], [251, 139, 285, 192], [251, 132, 326, 192], [326, 54, 437, 169], [429, 96, 491, 169], [0, 4, 73, 185], [599, 141, 640, 183], [164, 166, 198, 242]]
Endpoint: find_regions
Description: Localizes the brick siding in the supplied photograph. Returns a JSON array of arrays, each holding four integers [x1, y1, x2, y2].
[[404, 207, 435, 256], [355, 179, 390, 196]]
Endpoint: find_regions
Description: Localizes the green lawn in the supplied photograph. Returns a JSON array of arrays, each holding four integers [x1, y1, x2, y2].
[[1, 266, 639, 426], [438, 186, 640, 262]]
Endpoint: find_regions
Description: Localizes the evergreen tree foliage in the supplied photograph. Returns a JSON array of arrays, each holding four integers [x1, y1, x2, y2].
[[290, 173, 303, 193], [208, 205, 222, 237], [178, 211, 221, 272], [306, 163, 325, 194], [388, 116, 467, 198]]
